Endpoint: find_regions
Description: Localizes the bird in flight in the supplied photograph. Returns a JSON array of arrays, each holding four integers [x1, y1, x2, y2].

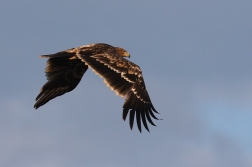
[[34, 43, 159, 132]]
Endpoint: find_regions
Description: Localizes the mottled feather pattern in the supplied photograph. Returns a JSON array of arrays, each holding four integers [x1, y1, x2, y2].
[[77, 54, 133, 97], [35, 43, 159, 132], [91, 54, 140, 83]]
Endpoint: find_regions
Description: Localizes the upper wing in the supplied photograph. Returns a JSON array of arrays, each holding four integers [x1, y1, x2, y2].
[[77, 52, 159, 132], [34, 50, 88, 109]]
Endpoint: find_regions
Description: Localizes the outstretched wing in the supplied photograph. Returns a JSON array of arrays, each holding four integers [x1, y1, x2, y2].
[[34, 50, 88, 109], [77, 52, 159, 132]]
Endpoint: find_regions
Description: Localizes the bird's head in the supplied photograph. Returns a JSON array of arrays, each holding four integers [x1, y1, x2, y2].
[[115, 47, 130, 58]]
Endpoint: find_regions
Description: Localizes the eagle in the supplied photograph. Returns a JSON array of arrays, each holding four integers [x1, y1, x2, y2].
[[34, 43, 159, 132]]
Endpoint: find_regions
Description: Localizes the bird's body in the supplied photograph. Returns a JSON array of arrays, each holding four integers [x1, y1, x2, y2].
[[35, 43, 159, 132]]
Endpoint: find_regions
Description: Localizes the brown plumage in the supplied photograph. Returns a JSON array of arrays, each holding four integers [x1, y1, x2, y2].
[[34, 43, 159, 132]]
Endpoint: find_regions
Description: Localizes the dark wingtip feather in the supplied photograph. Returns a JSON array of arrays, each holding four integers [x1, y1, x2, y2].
[[140, 109, 150, 132], [35, 90, 43, 101], [34, 100, 43, 109], [129, 110, 135, 130], [122, 108, 129, 121], [148, 105, 159, 120], [150, 104, 159, 114], [136, 110, 142, 133], [145, 110, 157, 127]]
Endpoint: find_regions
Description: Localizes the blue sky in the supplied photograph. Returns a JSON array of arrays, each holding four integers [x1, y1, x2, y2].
[[1, 1, 252, 167]]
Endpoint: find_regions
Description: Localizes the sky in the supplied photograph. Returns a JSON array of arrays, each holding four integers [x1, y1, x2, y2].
[[1, 1, 252, 167]]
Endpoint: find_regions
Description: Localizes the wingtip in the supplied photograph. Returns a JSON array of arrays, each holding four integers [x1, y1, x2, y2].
[[132, 127, 143, 133], [34, 101, 42, 109], [34, 102, 40, 109]]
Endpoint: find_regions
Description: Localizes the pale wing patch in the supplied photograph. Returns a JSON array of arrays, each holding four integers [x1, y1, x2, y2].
[[76, 53, 132, 97], [79, 44, 95, 48], [95, 60, 135, 83], [131, 87, 149, 103], [91, 54, 141, 83], [76, 52, 151, 104]]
